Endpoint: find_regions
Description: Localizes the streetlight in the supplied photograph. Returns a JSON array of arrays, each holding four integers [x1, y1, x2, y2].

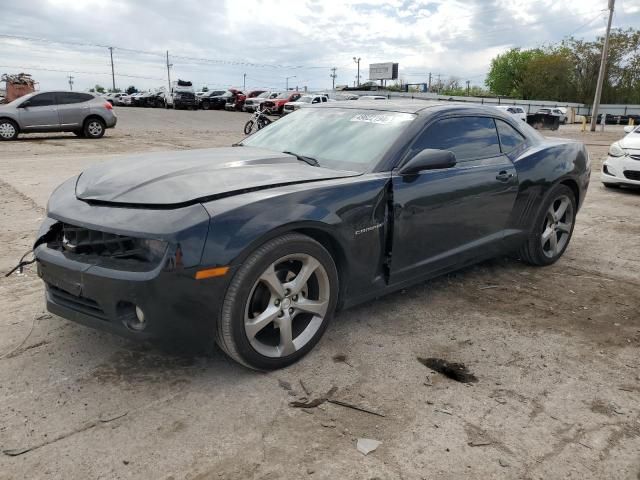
[[353, 57, 361, 87], [286, 75, 296, 91]]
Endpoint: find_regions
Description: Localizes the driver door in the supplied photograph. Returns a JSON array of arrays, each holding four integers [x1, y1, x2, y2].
[[389, 115, 519, 283], [18, 92, 61, 130]]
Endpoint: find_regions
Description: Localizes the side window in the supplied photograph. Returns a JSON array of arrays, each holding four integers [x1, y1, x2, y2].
[[57, 92, 93, 104], [322, 96, 328, 102], [26, 93, 57, 107], [496, 119, 526, 154], [412, 116, 501, 162]]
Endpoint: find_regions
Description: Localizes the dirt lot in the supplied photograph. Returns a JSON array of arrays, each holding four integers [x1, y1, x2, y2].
[[0, 108, 638, 480]]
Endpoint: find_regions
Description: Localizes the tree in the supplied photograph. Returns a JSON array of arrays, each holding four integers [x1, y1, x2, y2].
[[486, 28, 640, 103], [94, 84, 105, 93], [126, 85, 138, 94], [485, 48, 543, 99]]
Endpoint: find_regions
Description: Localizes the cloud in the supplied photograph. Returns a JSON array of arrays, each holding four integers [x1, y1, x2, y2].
[[0, 0, 638, 91]]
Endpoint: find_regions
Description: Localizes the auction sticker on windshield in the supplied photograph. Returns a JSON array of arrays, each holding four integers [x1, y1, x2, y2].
[[350, 113, 414, 124]]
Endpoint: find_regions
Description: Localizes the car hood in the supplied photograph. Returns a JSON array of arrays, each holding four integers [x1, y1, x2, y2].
[[75, 147, 360, 207], [620, 133, 640, 150]]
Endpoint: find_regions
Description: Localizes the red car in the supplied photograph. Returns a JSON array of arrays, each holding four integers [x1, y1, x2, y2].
[[224, 89, 266, 111], [262, 91, 302, 115]]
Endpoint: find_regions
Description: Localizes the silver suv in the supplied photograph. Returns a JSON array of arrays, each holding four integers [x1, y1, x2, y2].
[[0, 91, 117, 140]]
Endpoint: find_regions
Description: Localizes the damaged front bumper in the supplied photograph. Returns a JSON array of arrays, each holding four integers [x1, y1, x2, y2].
[[32, 177, 229, 346]]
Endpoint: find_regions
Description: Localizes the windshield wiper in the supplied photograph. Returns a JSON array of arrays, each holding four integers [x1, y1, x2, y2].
[[283, 151, 320, 167]]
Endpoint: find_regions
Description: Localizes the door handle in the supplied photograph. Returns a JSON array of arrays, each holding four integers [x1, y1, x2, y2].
[[496, 171, 513, 182]]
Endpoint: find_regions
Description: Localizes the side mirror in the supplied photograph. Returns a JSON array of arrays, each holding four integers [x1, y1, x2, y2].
[[624, 125, 635, 134], [400, 149, 457, 175]]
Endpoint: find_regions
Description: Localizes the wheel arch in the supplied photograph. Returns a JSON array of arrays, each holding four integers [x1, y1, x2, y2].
[[559, 177, 580, 210], [83, 114, 106, 126], [211, 220, 350, 307], [0, 116, 20, 131]]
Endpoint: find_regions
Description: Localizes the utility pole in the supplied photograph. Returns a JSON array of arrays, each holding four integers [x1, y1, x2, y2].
[[466, 80, 470, 96], [108, 47, 116, 91], [436, 74, 441, 94], [428, 73, 432, 92], [166, 50, 172, 92], [330, 67, 337, 90], [353, 57, 361, 87], [68, 75, 74, 91], [243, 73, 246, 91], [590, 0, 615, 132]]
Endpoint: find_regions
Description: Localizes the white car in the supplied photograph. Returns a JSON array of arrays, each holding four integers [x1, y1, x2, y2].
[[495, 105, 527, 122], [282, 94, 328, 114], [358, 95, 387, 100], [601, 125, 640, 188]]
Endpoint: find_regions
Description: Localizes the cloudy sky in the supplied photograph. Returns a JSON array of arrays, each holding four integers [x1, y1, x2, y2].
[[1, 0, 639, 93]]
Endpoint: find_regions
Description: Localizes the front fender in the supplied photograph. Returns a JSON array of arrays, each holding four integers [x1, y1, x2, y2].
[[200, 175, 390, 301]]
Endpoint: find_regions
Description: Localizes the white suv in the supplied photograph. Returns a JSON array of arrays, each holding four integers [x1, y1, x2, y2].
[[282, 94, 328, 114], [495, 105, 527, 122]]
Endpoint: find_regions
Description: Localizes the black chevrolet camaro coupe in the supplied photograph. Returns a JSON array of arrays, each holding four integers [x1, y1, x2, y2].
[[34, 101, 590, 369]]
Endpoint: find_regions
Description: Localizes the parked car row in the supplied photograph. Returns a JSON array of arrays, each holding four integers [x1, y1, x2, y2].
[[100, 88, 367, 115]]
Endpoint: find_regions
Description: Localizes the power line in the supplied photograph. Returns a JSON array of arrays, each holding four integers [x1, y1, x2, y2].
[[0, 65, 165, 81]]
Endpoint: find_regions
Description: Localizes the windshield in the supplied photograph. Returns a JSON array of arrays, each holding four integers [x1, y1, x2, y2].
[[297, 96, 313, 103], [256, 91, 271, 98], [5, 92, 36, 106], [276, 92, 294, 99], [242, 108, 415, 172], [222, 91, 235, 97]]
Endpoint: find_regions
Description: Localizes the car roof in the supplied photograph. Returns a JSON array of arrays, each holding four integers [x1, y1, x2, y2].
[[315, 99, 465, 114]]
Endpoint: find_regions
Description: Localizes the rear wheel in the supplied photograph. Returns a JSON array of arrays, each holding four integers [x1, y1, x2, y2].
[[83, 118, 105, 139], [0, 119, 19, 140], [519, 184, 576, 266], [216, 233, 338, 370]]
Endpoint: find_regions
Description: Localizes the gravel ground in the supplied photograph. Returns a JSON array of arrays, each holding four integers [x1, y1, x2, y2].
[[0, 108, 638, 480]]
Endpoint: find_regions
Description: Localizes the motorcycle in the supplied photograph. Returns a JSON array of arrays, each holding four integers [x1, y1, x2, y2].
[[244, 107, 272, 135]]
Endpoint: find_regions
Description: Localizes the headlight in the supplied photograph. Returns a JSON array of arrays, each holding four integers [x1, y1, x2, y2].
[[608, 143, 625, 157]]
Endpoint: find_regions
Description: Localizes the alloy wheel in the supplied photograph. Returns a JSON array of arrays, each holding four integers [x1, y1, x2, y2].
[[540, 194, 574, 258], [0, 122, 16, 139], [87, 121, 103, 137], [244, 253, 330, 358]]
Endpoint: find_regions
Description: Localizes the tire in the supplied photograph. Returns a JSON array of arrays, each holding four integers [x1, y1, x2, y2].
[[83, 117, 106, 139], [519, 184, 576, 266], [202, 102, 211, 111], [0, 119, 19, 141], [244, 120, 255, 135], [216, 233, 339, 370]]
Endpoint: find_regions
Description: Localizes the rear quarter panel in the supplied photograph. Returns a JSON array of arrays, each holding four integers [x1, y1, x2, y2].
[[506, 138, 589, 240]]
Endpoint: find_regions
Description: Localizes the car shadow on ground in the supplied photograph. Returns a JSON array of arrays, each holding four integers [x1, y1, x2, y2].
[[50, 255, 521, 385]]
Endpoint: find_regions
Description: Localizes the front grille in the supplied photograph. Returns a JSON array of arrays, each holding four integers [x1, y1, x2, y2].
[[61, 223, 143, 259], [624, 170, 640, 181], [48, 285, 108, 320]]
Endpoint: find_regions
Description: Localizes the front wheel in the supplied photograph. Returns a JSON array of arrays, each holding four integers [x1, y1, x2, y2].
[[519, 184, 576, 266], [244, 120, 255, 135], [0, 119, 19, 140], [216, 233, 339, 370]]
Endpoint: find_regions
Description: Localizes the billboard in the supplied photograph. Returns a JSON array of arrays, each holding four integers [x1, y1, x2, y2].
[[369, 62, 399, 81]]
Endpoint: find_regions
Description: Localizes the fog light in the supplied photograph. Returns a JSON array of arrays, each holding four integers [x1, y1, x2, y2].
[[119, 302, 147, 331]]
